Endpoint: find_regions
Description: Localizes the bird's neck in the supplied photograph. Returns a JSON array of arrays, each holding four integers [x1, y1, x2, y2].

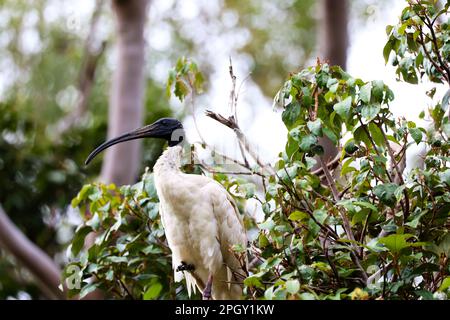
[[153, 145, 183, 177]]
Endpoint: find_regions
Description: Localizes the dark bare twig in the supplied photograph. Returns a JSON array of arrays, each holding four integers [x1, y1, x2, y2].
[[205, 110, 274, 175], [227, 59, 249, 167], [424, 15, 450, 83], [311, 152, 342, 176]]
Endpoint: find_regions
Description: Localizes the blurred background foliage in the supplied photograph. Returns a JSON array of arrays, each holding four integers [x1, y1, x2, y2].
[[0, 0, 401, 299]]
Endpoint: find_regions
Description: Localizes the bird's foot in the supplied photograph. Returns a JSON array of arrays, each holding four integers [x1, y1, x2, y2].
[[176, 261, 195, 272], [202, 290, 212, 300], [202, 274, 213, 300]]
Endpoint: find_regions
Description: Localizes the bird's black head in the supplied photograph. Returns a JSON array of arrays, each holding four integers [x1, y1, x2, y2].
[[85, 118, 184, 165]]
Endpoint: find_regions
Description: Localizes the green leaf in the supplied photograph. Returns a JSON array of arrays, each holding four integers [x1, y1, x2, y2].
[[174, 79, 189, 102], [71, 226, 93, 256], [361, 104, 381, 121], [244, 276, 264, 289], [405, 211, 426, 228], [106, 256, 128, 263], [313, 209, 328, 224], [79, 283, 100, 299], [378, 234, 415, 253], [438, 277, 450, 292], [353, 126, 371, 147], [442, 89, 450, 112], [372, 80, 385, 103], [383, 41, 392, 64], [344, 140, 358, 154], [285, 279, 300, 294], [368, 122, 385, 147], [409, 127, 423, 144], [258, 219, 275, 231], [282, 102, 301, 128], [353, 201, 378, 212], [333, 96, 352, 118], [360, 83, 372, 103], [144, 282, 163, 300], [386, 25, 394, 36], [299, 135, 317, 152], [443, 123, 450, 137], [439, 169, 450, 185], [373, 183, 399, 206], [71, 184, 93, 208], [299, 292, 316, 300], [194, 71, 204, 94], [398, 22, 407, 35], [341, 158, 356, 176], [414, 290, 435, 300], [323, 127, 338, 145], [327, 78, 339, 93], [264, 287, 274, 300], [288, 210, 309, 221], [240, 183, 256, 198], [307, 119, 322, 136], [258, 234, 269, 248]]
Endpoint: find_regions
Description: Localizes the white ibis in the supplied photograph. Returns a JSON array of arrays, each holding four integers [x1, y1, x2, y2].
[[85, 118, 248, 300]]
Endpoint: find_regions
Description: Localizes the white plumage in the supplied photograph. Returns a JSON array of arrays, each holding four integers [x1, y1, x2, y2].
[[154, 146, 247, 299], [85, 118, 248, 300]]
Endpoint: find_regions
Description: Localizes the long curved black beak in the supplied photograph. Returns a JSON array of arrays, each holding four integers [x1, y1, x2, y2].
[[85, 124, 158, 166]]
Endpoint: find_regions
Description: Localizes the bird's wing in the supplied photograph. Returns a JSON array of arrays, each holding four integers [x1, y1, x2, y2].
[[206, 181, 248, 280], [160, 202, 197, 296]]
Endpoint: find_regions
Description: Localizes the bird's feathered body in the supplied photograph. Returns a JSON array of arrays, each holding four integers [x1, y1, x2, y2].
[[85, 118, 248, 300], [153, 146, 247, 299]]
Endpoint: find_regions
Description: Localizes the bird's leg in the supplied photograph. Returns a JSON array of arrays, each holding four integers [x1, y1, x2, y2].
[[176, 261, 195, 272], [202, 274, 213, 300]]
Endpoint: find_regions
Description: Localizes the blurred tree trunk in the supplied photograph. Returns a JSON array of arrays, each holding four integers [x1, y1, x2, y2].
[[0, 205, 65, 299], [318, 0, 348, 69], [100, 0, 150, 185], [316, 0, 349, 167]]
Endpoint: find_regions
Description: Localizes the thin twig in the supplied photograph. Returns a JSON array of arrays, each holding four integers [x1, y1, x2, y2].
[[378, 122, 410, 218], [205, 110, 274, 175], [318, 157, 368, 282], [227, 59, 250, 167]]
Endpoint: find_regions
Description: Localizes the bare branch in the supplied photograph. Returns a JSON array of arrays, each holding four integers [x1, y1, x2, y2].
[[205, 110, 274, 175], [317, 157, 368, 283]]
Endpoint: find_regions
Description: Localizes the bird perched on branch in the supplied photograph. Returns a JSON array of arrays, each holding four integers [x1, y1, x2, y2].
[[85, 118, 248, 300]]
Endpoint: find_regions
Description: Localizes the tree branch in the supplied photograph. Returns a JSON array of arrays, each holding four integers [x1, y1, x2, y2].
[[205, 110, 275, 175], [0, 204, 66, 299]]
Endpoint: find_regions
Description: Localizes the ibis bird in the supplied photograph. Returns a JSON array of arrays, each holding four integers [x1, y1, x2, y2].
[[85, 118, 248, 300]]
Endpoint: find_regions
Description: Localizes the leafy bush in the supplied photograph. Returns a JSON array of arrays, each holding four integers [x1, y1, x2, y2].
[[65, 0, 450, 300], [64, 171, 195, 299]]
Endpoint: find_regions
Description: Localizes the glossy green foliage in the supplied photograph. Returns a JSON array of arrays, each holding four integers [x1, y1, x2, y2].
[[384, 0, 450, 85], [248, 65, 449, 300], [246, 1, 449, 299]]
